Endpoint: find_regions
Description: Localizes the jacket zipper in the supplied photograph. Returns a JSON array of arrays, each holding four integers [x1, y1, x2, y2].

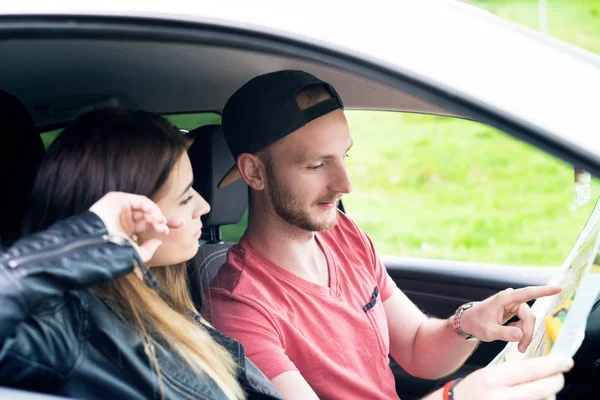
[[7, 234, 124, 268], [7, 232, 161, 291]]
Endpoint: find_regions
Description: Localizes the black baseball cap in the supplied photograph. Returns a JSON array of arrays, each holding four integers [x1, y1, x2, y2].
[[218, 70, 344, 188]]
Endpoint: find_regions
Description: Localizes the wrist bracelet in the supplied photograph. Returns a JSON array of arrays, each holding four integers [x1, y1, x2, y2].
[[452, 302, 479, 341], [443, 378, 463, 400]]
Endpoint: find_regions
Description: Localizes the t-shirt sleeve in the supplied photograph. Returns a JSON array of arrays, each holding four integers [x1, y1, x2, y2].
[[205, 289, 298, 380], [359, 229, 398, 303]]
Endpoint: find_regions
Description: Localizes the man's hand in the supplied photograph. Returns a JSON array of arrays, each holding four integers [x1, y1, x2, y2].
[[89, 192, 183, 262], [450, 354, 573, 400], [460, 286, 561, 352]]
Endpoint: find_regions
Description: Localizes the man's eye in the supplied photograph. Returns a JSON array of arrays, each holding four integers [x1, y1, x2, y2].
[[309, 164, 324, 171], [180, 195, 193, 205]]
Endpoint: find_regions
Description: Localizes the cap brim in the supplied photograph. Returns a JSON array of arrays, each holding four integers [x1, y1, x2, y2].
[[217, 164, 242, 189]]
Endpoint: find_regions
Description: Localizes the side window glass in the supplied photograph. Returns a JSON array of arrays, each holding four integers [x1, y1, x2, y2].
[[166, 112, 221, 131], [221, 212, 248, 242], [40, 128, 62, 150], [343, 111, 598, 266]]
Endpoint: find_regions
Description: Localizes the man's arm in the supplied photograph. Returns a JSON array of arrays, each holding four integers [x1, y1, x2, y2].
[[384, 289, 478, 379], [384, 285, 561, 379], [421, 354, 572, 400], [271, 371, 319, 400], [273, 336, 572, 400], [356, 223, 561, 379], [357, 226, 476, 378]]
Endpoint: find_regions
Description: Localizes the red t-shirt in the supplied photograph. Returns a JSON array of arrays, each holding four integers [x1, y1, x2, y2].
[[206, 212, 399, 400]]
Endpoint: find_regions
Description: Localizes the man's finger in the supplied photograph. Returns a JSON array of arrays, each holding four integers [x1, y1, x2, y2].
[[487, 324, 523, 343], [485, 355, 573, 387], [516, 303, 536, 352], [501, 372, 565, 400], [503, 286, 561, 306]]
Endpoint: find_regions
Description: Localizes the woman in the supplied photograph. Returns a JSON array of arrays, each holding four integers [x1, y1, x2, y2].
[[2, 108, 282, 400]]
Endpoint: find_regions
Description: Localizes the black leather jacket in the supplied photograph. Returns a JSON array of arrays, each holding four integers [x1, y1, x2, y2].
[[0, 212, 282, 400]]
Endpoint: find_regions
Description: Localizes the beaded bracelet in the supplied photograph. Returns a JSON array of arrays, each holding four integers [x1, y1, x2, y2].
[[443, 378, 463, 400]]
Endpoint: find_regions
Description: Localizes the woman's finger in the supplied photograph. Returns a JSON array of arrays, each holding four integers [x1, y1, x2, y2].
[[166, 217, 185, 229], [152, 220, 170, 235], [125, 195, 169, 235], [128, 195, 162, 221], [132, 210, 146, 221], [132, 217, 151, 232], [136, 239, 163, 262]]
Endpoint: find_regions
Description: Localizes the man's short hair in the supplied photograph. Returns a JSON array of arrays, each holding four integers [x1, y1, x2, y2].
[[295, 84, 333, 111]]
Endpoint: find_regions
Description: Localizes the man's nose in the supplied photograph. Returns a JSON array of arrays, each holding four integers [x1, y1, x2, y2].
[[331, 163, 353, 194]]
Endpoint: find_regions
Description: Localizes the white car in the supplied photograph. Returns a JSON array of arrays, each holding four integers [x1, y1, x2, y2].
[[1, 1, 599, 399]]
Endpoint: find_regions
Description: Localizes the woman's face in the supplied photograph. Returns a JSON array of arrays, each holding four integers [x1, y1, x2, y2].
[[139, 152, 210, 267]]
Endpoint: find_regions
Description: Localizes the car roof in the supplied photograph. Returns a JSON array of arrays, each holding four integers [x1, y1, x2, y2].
[[2, 0, 600, 159]]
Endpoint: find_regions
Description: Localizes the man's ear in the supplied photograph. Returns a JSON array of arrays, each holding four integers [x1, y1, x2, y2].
[[237, 153, 266, 191]]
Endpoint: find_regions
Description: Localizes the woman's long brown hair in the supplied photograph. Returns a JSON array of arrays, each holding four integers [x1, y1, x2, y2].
[[24, 108, 244, 400]]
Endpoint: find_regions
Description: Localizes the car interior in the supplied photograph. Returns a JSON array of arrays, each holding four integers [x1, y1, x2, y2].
[[1, 15, 599, 400]]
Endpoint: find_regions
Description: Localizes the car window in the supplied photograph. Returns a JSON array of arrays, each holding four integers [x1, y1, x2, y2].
[[40, 112, 249, 241], [40, 128, 62, 150], [165, 112, 221, 131], [221, 212, 248, 242], [40, 112, 223, 149], [343, 110, 599, 267]]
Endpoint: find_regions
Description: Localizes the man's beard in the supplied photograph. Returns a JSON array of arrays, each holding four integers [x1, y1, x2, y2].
[[266, 171, 340, 232]]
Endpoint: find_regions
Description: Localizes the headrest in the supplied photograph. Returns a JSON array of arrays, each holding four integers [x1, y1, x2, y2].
[[188, 125, 248, 227], [0, 91, 45, 240]]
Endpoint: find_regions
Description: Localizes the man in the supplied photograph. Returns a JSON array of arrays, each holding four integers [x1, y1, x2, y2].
[[205, 70, 569, 399]]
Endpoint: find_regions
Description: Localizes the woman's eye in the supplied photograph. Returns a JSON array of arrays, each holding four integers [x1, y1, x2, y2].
[[180, 195, 193, 206]]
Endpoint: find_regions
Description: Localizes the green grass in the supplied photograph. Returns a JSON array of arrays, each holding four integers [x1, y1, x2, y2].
[[166, 112, 221, 130], [343, 112, 598, 265]]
